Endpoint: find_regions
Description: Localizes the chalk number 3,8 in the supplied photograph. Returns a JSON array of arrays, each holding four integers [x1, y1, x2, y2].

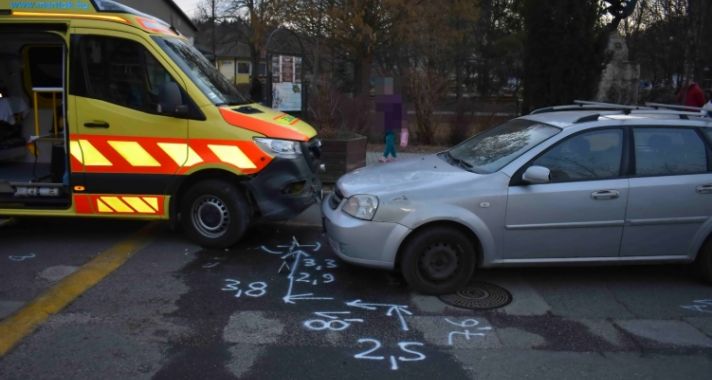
[[221, 279, 267, 298]]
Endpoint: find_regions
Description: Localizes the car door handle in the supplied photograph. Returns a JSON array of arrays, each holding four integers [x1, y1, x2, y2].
[[84, 121, 110, 128], [591, 190, 619, 200], [696, 185, 712, 194]]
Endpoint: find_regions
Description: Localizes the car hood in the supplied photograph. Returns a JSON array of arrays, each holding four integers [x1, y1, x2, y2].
[[337, 154, 481, 197]]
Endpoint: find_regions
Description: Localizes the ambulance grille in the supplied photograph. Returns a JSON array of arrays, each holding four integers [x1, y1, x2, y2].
[[329, 187, 344, 210], [302, 138, 322, 173]]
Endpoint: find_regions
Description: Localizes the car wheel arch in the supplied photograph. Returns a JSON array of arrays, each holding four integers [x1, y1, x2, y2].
[[394, 220, 483, 271], [695, 233, 712, 282], [689, 217, 712, 261]]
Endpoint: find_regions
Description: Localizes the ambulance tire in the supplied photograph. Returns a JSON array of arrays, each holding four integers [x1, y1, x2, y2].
[[181, 179, 250, 249]]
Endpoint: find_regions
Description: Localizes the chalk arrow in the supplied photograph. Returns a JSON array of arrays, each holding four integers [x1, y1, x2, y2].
[[345, 299, 378, 311], [386, 305, 413, 331], [282, 249, 311, 261], [260, 245, 284, 255], [345, 300, 413, 331], [278, 261, 291, 274], [283, 293, 334, 304]]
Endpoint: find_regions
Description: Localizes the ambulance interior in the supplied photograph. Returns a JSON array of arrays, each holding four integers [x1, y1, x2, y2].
[[0, 30, 69, 208]]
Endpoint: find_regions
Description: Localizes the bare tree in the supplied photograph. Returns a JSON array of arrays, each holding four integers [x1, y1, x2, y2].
[[221, 0, 292, 101]]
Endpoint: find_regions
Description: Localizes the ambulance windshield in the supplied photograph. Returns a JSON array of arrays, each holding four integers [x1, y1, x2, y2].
[[153, 36, 250, 106]]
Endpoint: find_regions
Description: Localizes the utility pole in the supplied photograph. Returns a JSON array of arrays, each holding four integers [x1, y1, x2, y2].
[[211, 0, 216, 65]]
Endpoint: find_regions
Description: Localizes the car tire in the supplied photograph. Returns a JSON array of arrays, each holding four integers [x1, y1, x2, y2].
[[180, 179, 250, 249], [400, 226, 476, 295], [696, 238, 712, 282]]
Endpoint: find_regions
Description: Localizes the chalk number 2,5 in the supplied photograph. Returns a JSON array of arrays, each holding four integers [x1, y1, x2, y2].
[[354, 338, 425, 370]]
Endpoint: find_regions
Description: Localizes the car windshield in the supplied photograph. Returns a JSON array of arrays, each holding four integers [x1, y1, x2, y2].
[[444, 119, 560, 174], [152, 36, 249, 106]]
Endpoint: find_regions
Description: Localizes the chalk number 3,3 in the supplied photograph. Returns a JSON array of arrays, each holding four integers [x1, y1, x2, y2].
[[354, 338, 425, 370]]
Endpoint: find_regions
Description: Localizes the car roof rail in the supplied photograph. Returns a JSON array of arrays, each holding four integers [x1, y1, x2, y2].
[[530, 100, 649, 115], [531, 104, 632, 114], [573, 100, 648, 110], [622, 110, 704, 120], [645, 102, 703, 112], [532, 100, 711, 121], [574, 114, 601, 123]]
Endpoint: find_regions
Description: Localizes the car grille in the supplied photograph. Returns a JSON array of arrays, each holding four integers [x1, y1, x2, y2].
[[329, 187, 344, 209]]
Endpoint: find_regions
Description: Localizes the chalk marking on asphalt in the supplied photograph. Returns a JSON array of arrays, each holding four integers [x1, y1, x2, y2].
[[0, 223, 158, 357]]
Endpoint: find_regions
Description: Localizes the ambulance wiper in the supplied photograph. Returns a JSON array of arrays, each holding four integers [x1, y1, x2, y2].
[[216, 101, 251, 107], [226, 101, 252, 106]]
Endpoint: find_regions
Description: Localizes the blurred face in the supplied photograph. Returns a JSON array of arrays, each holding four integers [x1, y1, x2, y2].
[[376, 78, 394, 95]]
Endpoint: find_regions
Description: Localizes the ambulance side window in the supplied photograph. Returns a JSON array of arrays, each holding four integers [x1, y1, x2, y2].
[[70, 35, 193, 118]]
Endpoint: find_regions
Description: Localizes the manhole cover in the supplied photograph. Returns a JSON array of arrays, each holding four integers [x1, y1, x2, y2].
[[438, 281, 512, 310]]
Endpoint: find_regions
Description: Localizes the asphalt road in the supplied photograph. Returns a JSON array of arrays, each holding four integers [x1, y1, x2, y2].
[[1, 212, 712, 379]]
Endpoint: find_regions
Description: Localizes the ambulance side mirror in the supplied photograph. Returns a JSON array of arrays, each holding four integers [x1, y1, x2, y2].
[[158, 82, 184, 117], [173, 104, 189, 117]]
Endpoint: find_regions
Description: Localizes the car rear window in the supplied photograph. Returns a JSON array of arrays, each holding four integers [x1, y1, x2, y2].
[[634, 128, 707, 176]]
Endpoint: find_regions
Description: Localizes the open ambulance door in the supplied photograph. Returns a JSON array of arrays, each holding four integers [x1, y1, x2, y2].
[[0, 23, 70, 209]]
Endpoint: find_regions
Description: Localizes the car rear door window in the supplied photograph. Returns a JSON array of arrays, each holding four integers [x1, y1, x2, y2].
[[634, 128, 707, 176], [532, 129, 623, 182], [703, 129, 712, 147]]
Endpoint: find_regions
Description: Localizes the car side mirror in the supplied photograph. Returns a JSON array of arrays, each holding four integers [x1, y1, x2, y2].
[[522, 165, 550, 184]]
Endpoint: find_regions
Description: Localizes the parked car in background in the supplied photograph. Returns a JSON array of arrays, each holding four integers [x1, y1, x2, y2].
[[322, 101, 712, 294]]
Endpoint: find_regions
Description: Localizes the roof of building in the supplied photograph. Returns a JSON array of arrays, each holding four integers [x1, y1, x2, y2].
[[165, 0, 198, 32]]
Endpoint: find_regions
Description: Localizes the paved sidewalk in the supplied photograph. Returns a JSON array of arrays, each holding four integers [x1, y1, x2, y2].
[[365, 150, 425, 165]]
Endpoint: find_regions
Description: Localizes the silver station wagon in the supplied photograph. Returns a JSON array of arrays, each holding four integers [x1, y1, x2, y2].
[[322, 102, 712, 294]]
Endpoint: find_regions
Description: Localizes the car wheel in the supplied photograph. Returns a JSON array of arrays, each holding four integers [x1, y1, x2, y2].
[[696, 238, 712, 282], [400, 226, 476, 295], [180, 179, 250, 249]]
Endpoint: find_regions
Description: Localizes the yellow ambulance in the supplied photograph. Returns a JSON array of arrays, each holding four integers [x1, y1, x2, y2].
[[0, 0, 322, 247]]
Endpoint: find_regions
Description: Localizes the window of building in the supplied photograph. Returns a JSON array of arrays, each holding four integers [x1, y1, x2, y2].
[[237, 62, 251, 74]]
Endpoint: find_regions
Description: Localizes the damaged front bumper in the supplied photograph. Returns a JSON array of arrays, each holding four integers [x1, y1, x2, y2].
[[246, 139, 322, 220]]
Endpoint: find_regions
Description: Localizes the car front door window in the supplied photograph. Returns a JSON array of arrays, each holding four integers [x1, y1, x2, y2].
[[532, 129, 624, 182]]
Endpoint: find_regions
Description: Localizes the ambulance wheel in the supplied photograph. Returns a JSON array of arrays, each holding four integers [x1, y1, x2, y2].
[[181, 179, 250, 249]]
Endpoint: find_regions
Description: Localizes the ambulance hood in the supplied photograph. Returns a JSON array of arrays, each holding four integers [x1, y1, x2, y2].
[[219, 104, 316, 142]]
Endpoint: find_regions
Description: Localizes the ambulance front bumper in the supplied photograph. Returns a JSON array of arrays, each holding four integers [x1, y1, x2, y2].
[[247, 155, 322, 221]]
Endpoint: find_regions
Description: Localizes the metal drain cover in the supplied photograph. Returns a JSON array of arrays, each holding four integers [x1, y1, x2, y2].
[[438, 281, 512, 310]]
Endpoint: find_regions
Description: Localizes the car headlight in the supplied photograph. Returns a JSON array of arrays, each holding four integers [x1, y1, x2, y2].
[[342, 194, 379, 220], [254, 137, 302, 158]]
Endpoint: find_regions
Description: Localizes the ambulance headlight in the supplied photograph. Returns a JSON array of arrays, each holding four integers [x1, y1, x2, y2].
[[254, 138, 302, 158], [342, 194, 379, 220]]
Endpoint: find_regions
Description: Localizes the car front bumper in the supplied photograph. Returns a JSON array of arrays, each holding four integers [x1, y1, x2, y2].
[[321, 193, 410, 270]]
